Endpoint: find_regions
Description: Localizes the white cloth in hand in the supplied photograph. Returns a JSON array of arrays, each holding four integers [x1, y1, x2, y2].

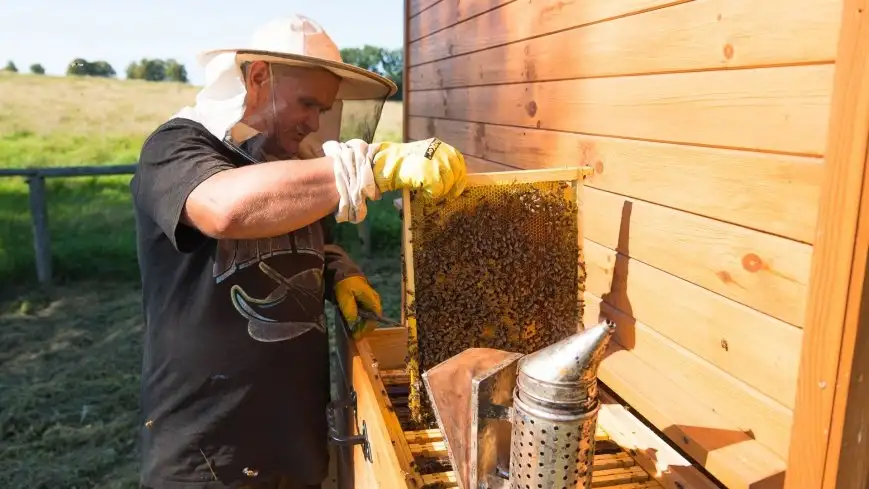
[[322, 139, 382, 223]]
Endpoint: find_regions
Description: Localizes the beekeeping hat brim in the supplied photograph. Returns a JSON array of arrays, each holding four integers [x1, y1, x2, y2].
[[173, 14, 393, 160], [196, 16, 397, 101]]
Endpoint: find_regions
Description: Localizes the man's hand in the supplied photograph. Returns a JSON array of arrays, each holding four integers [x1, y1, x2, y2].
[[323, 139, 381, 224], [334, 275, 382, 339], [371, 138, 467, 202]]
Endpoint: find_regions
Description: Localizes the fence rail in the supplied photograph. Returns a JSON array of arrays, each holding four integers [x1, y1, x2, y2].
[[0, 164, 138, 178], [1, 164, 138, 285], [2, 163, 373, 285]]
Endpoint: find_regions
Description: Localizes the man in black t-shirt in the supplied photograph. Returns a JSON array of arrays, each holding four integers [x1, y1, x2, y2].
[[131, 15, 467, 489]]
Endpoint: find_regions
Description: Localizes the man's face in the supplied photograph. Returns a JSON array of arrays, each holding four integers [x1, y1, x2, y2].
[[242, 61, 340, 158]]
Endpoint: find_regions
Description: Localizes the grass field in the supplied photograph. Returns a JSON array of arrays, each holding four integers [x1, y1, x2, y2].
[[0, 71, 405, 488]]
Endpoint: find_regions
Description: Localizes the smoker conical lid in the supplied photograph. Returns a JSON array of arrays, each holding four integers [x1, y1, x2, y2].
[[518, 320, 615, 386]]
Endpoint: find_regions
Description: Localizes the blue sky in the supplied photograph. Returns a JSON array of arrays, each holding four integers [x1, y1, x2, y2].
[[2, 0, 405, 85]]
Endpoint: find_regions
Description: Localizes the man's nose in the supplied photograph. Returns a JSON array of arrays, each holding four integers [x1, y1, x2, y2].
[[301, 108, 320, 133]]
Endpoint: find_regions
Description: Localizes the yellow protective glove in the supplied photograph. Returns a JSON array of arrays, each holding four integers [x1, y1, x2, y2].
[[371, 137, 468, 201], [334, 275, 383, 339]]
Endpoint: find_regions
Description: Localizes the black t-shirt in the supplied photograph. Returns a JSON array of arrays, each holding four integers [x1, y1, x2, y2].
[[130, 118, 362, 488]]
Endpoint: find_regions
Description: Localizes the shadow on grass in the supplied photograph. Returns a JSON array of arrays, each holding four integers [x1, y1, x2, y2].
[[0, 280, 145, 489]]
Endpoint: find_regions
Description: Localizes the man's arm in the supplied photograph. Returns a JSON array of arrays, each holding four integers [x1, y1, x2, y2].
[[183, 156, 340, 240], [320, 216, 365, 303], [133, 120, 344, 254]]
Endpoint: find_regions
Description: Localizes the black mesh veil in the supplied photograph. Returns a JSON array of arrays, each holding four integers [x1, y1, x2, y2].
[[338, 99, 387, 142], [223, 61, 390, 164]]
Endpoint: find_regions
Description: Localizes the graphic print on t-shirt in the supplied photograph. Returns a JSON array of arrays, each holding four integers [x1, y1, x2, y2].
[[212, 225, 326, 342]]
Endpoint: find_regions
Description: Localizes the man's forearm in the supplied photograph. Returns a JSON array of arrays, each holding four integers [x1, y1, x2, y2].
[[183, 156, 340, 239]]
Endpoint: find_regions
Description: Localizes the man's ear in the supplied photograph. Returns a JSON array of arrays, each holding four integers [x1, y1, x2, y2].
[[246, 61, 271, 89]]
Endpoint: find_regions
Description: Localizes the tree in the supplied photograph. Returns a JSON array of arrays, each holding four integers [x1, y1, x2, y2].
[[4, 60, 17, 72], [29, 63, 45, 75], [89, 60, 116, 77], [164, 59, 188, 83], [126, 58, 188, 83], [66, 58, 116, 77], [379, 48, 403, 100], [127, 58, 165, 81], [340, 46, 404, 100], [66, 58, 89, 76], [340, 45, 387, 73]]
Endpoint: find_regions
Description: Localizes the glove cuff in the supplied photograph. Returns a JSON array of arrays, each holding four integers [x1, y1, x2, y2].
[[323, 140, 381, 224]]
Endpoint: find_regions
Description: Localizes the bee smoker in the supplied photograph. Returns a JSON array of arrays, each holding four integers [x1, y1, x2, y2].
[[422, 320, 615, 489]]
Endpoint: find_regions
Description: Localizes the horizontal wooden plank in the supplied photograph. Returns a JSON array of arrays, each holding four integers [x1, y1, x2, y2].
[[585, 284, 794, 460], [582, 186, 812, 327], [598, 390, 723, 489], [584, 296, 789, 489], [409, 0, 841, 90], [365, 327, 408, 370], [407, 117, 823, 243], [463, 166, 593, 185], [584, 239, 801, 412], [409, 0, 441, 17], [421, 465, 653, 488], [0, 164, 138, 178], [409, 440, 634, 469], [408, 0, 690, 66], [381, 369, 410, 386], [463, 154, 518, 173], [407, 64, 835, 156], [403, 429, 443, 444], [408, 0, 513, 43], [404, 425, 609, 454]]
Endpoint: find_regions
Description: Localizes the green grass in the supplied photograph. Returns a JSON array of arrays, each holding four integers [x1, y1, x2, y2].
[[0, 71, 405, 488], [0, 71, 405, 284], [1, 281, 145, 489]]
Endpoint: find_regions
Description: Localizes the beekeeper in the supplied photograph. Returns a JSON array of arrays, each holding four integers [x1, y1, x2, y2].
[[130, 14, 467, 489]]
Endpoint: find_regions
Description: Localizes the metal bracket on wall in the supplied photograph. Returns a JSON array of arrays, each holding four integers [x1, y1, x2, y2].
[[326, 391, 372, 462]]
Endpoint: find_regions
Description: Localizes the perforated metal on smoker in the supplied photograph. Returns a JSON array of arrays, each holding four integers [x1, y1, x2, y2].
[[404, 178, 585, 426], [509, 401, 597, 489]]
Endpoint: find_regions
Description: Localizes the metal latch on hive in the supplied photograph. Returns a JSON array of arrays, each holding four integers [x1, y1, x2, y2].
[[325, 391, 372, 462]]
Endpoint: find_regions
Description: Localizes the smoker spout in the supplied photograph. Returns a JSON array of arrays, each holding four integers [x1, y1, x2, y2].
[[515, 319, 616, 411]]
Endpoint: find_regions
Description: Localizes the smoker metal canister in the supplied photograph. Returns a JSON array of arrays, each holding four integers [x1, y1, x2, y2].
[[507, 320, 615, 489]]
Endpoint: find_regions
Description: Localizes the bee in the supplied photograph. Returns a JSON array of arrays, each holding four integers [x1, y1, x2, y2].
[[407, 181, 585, 422]]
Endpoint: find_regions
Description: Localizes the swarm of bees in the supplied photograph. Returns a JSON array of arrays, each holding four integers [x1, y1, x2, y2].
[[404, 179, 585, 426]]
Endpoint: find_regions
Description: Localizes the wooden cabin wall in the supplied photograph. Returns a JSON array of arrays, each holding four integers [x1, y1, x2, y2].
[[401, 1, 844, 488]]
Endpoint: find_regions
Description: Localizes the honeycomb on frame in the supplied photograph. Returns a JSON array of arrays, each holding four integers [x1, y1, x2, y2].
[[399, 167, 595, 427]]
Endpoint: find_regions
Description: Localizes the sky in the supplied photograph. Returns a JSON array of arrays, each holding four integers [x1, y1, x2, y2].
[[1, 0, 405, 85]]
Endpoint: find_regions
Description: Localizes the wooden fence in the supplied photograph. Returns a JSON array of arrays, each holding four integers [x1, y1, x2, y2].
[[0, 164, 374, 285], [0, 164, 138, 285]]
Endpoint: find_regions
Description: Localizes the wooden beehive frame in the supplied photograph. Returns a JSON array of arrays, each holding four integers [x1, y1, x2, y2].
[[399, 167, 595, 425]]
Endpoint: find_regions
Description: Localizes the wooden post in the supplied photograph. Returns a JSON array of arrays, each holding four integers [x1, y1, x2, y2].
[[27, 175, 51, 285], [784, 1, 869, 488], [358, 220, 371, 256]]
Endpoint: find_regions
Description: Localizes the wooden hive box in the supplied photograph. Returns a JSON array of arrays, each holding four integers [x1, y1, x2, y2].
[[328, 1, 869, 488], [331, 325, 722, 489]]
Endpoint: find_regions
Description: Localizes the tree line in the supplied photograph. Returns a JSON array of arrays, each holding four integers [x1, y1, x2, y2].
[[3, 46, 403, 99], [339, 46, 403, 100]]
